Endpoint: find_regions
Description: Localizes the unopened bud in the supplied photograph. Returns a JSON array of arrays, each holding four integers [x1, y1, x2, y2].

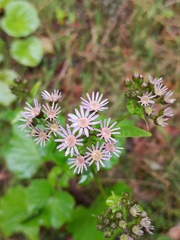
[[124, 77, 132, 87]]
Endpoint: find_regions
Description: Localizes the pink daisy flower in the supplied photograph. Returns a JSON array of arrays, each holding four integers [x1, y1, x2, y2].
[[68, 155, 90, 174], [132, 225, 144, 236], [104, 141, 123, 157], [68, 107, 99, 137], [24, 99, 41, 118], [95, 118, 120, 142], [140, 217, 154, 234], [55, 124, 83, 157], [80, 92, 109, 112], [138, 92, 156, 107], [163, 107, 173, 117], [156, 116, 169, 127], [154, 82, 168, 96], [163, 90, 176, 104], [42, 102, 61, 121], [45, 120, 61, 136], [41, 89, 62, 102], [19, 112, 33, 130], [148, 75, 163, 85], [34, 129, 50, 146], [85, 142, 110, 171]]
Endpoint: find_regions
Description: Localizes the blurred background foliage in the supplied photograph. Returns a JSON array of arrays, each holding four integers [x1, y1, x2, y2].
[[0, 0, 180, 239]]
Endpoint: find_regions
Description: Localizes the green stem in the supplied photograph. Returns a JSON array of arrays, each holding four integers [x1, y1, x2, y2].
[[117, 112, 131, 122], [91, 167, 108, 200]]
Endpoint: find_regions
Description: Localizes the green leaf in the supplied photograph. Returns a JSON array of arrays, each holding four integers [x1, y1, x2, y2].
[[4, 124, 42, 179], [10, 36, 44, 67], [78, 168, 93, 186], [117, 120, 151, 137], [0, 0, 14, 8], [0, 186, 28, 236], [45, 191, 75, 229], [1, 1, 40, 37], [25, 179, 53, 213], [0, 69, 18, 106], [157, 236, 172, 240], [30, 81, 41, 98], [17, 218, 39, 240]]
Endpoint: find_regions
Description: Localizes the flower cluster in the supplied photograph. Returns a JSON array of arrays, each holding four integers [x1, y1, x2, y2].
[[124, 73, 176, 127], [19, 89, 62, 146], [55, 92, 123, 173], [96, 192, 154, 239], [20, 91, 123, 173]]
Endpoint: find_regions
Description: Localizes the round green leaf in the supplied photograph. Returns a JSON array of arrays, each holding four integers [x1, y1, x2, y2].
[[4, 124, 42, 179], [1, 1, 40, 37], [10, 37, 44, 67], [0, 69, 18, 106]]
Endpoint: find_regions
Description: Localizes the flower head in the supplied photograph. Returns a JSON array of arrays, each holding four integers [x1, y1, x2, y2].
[[148, 75, 163, 85], [119, 220, 127, 229], [132, 225, 144, 236], [68, 108, 99, 137], [19, 112, 33, 130], [105, 141, 123, 157], [96, 118, 120, 142], [55, 124, 83, 157], [41, 89, 62, 102], [80, 92, 109, 112], [156, 116, 169, 127], [138, 92, 156, 107], [140, 217, 154, 234], [154, 82, 168, 96], [120, 234, 133, 240], [68, 155, 89, 174], [85, 142, 110, 171], [24, 99, 41, 118], [42, 102, 61, 121], [34, 129, 50, 146], [129, 204, 141, 217], [144, 105, 155, 116], [45, 120, 61, 136], [164, 90, 176, 104], [163, 107, 173, 117]]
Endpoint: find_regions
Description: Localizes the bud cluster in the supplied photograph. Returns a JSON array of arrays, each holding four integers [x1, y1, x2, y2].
[[96, 193, 154, 239], [124, 73, 176, 127], [20, 91, 123, 173], [10, 77, 30, 99]]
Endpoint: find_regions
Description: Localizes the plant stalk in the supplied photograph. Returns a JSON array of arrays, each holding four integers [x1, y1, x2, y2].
[[91, 167, 108, 200]]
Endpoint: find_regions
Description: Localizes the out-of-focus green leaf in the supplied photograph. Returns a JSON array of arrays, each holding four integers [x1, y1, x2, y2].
[[0, 81, 16, 106], [10, 36, 44, 67], [78, 168, 93, 186], [45, 190, 75, 229], [117, 120, 151, 137], [30, 81, 41, 98], [25, 179, 53, 213], [1, 1, 40, 37], [0, 69, 18, 106], [4, 124, 42, 179], [0, 186, 28, 236], [17, 219, 39, 240], [0, 38, 5, 63], [0, 0, 14, 8], [157, 236, 172, 240]]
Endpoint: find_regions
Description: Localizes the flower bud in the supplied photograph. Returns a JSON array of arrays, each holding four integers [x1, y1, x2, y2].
[[125, 90, 132, 98], [124, 77, 132, 87]]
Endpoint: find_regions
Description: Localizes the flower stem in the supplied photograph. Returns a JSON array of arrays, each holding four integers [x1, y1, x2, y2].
[[91, 167, 108, 200], [117, 112, 131, 122]]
